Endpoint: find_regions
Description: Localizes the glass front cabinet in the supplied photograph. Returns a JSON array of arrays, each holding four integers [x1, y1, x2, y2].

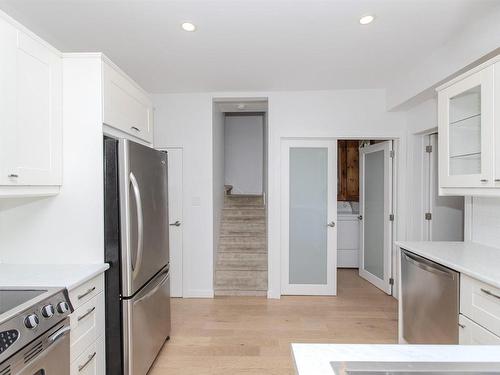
[[437, 58, 500, 196]]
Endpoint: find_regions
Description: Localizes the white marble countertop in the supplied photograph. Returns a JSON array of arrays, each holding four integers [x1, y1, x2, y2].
[[292, 344, 500, 375], [0, 263, 109, 291], [396, 241, 500, 289]]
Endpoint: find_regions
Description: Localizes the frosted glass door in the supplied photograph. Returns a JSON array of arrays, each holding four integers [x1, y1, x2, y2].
[[359, 141, 392, 295], [289, 148, 328, 285], [281, 140, 337, 295]]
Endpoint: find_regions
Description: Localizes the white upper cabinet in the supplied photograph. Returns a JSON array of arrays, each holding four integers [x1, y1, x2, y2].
[[102, 61, 153, 143], [437, 57, 499, 196], [0, 15, 62, 197]]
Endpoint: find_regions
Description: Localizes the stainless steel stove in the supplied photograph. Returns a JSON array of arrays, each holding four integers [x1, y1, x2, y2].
[[0, 287, 73, 374]]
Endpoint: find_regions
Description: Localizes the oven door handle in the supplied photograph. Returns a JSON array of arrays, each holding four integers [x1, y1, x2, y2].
[[49, 326, 71, 344]]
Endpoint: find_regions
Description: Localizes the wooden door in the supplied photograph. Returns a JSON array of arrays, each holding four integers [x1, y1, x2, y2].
[[338, 140, 359, 201]]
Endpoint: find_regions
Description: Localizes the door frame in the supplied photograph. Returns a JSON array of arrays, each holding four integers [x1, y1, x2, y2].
[[358, 141, 394, 295], [280, 138, 338, 295], [158, 146, 184, 297]]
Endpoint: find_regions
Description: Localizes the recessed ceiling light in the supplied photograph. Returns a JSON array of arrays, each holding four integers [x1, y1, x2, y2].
[[359, 15, 375, 25], [181, 22, 196, 32], [237, 104, 246, 110]]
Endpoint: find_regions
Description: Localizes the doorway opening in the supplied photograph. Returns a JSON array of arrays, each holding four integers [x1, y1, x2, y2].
[[337, 139, 394, 295], [212, 98, 268, 296], [279, 138, 397, 297]]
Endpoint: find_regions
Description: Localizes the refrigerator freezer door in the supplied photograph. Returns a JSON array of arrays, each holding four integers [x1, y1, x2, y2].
[[123, 267, 171, 375], [119, 139, 170, 297]]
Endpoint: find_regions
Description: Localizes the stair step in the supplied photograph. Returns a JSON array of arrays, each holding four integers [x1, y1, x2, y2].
[[219, 234, 266, 243], [216, 252, 267, 270], [218, 243, 267, 253], [222, 217, 265, 224], [220, 223, 266, 235], [214, 270, 267, 291], [224, 195, 264, 206]]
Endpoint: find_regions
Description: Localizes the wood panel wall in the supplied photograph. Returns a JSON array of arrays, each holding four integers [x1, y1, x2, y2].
[[338, 140, 359, 201]]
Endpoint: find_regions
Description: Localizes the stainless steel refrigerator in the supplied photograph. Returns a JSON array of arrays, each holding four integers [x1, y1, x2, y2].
[[104, 136, 171, 375]]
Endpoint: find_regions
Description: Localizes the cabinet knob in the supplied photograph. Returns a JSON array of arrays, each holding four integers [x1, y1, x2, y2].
[[131, 126, 140, 132], [495, 179, 500, 182], [8, 174, 18, 178], [480, 179, 488, 183]]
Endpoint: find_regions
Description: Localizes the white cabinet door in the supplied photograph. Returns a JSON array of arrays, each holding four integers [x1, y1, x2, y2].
[[495, 62, 500, 186], [459, 314, 500, 345], [438, 66, 494, 189], [0, 17, 17, 185], [102, 62, 153, 143], [71, 335, 105, 375], [0, 21, 62, 188]]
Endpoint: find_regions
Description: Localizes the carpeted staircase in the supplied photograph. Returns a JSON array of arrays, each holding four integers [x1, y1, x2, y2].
[[214, 194, 267, 296]]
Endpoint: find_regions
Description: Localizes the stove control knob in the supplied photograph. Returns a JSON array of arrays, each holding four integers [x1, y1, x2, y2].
[[57, 302, 70, 314], [41, 304, 55, 318], [24, 314, 40, 329]]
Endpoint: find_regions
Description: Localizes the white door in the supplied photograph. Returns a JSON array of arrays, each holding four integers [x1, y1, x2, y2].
[[281, 139, 337, 295], [423, 134, 464, 241], [359, 141, 393, 294], [166, 148, 184, 297]]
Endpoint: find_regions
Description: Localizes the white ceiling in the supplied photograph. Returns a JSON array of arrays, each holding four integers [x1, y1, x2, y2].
[[0, 0, 498, 93]]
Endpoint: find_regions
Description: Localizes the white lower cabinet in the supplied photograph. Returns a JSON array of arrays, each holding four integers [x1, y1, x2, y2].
[[459, 314, 500, 345], [71, 336, 105, 375], [69, 274, 106, 375], [459, 274, 500, 345]]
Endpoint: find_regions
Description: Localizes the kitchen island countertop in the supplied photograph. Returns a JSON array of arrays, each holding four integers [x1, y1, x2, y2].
[[292, 343, 500, 375]]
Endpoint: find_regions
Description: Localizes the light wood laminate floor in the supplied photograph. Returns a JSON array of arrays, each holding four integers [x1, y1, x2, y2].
[[149, 269, 398, 375]]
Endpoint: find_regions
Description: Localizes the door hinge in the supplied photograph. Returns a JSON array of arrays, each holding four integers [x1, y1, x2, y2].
[[389, 150, 395, 158], [389, 277, 394, 286], [425, 212, 432, 220], [389, 213, 394, 221], [425, 145, 433, 153]]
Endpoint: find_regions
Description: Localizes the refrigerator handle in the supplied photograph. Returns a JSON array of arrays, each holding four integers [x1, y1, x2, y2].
[[130, 172, 144, 280]]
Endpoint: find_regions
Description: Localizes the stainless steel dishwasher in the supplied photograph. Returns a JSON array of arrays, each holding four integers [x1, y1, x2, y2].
[[401, 249, 459, 344]]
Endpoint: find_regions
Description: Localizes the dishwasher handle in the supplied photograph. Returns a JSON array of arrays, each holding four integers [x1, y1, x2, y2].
[[402, 250, 457, 280]]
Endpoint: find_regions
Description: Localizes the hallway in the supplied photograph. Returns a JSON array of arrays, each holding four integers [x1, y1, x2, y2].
[[150, 269, 398, 375]]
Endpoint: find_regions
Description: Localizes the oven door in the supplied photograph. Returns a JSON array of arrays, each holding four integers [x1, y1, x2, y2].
[[9, 320, 71, 375]]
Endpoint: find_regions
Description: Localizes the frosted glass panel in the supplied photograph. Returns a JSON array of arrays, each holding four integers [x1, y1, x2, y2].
[[449, 86, 481, 175], [289, 148, 328, 285], [364, 150, 384, 279]]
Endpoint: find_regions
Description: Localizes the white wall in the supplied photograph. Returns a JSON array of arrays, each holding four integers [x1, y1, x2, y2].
[[212, 104, 225, 275], [387, 7, 500, 110], [153, 93, 214, 297], [225, 115, 263, 195], [0, 56, 104, 264], [153, 89, 407, 299], [469, 197, 500, 247]]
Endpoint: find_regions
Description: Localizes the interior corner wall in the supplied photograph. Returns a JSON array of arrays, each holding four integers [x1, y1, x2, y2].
[[224, 115, 264, 195], [212, 105, 225, 278], [0, 56, 104, 264], [404, 97, 438, 241]]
